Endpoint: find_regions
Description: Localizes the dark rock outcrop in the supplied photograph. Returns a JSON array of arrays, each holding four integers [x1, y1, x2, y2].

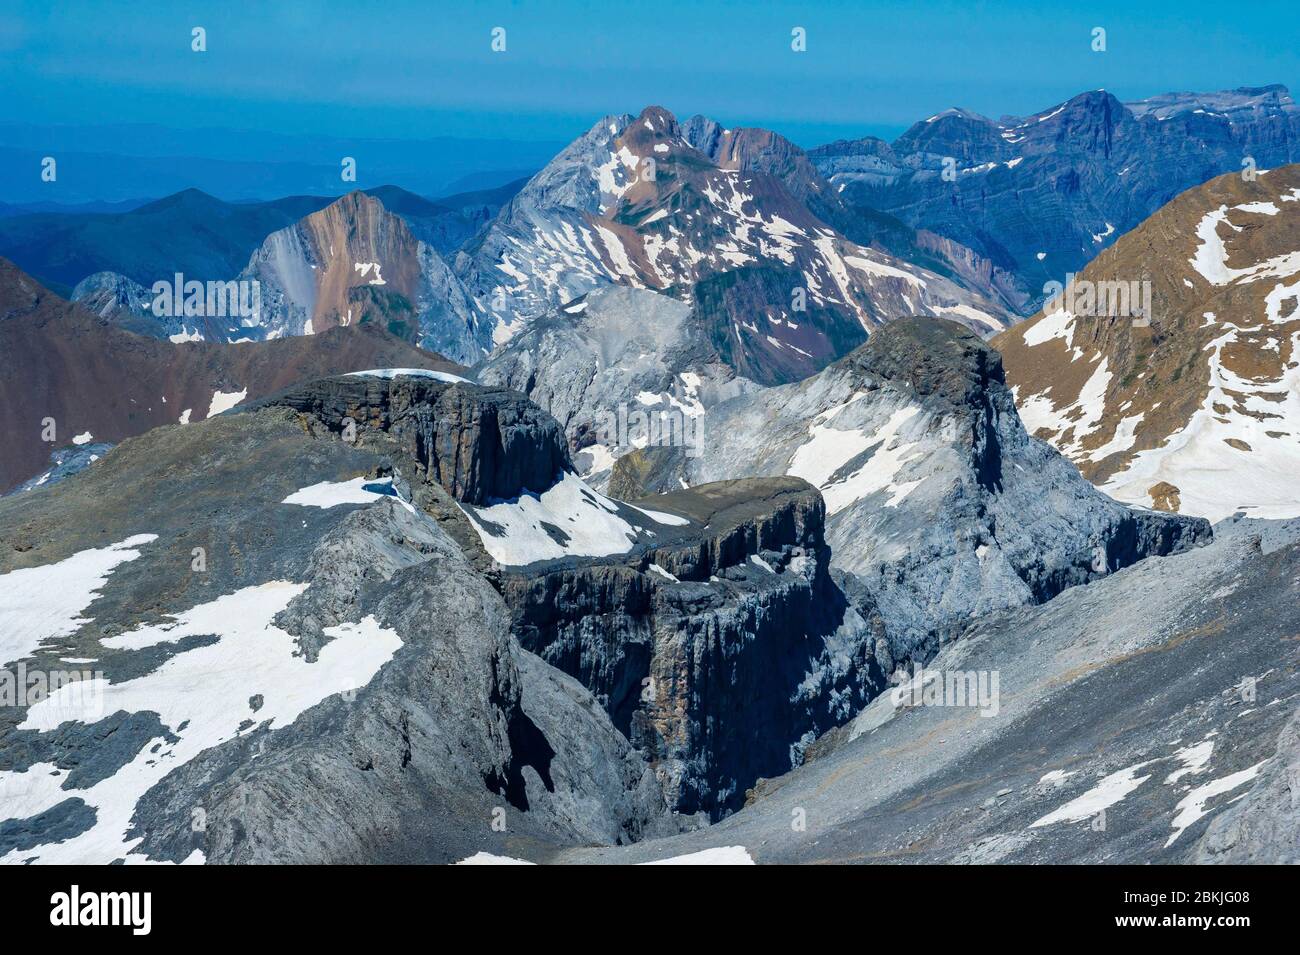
[[497, 478, 881, 818], [250, 374, 571, 505]]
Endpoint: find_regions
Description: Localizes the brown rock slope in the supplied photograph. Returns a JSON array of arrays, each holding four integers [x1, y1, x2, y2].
[[0, 258, 464, 491], [238, 191, 484, 363], [993, 165, 1300, 522]]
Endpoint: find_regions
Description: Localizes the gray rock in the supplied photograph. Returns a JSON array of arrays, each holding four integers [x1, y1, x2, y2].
[[1193, 705, 1300, 864], [475, 285, 759, 486], [6, 442, 114, 496], [637, 317, 1208, 661], [248, 373, 572, 505], [498, 477, 881, 818]]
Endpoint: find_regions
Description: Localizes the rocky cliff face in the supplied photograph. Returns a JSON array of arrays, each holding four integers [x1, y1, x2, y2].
[[254, 375, 883, 819], [249, 372, 570, 506], [813, 85, 1300, 310], [558, 518, 1300, 866], [0, 381, 685, 863], [616, 318, 1210, 657], [497, 478, 880, 817]]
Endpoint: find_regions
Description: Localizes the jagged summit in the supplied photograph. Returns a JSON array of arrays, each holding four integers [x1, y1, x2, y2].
[[813, 84, 1300, 310], [457, 102, 1007, 383]]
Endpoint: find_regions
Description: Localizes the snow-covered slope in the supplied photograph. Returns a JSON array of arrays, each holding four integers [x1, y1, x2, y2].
[[995, 165, 1300, 522], [458, 106, 1009, 384]]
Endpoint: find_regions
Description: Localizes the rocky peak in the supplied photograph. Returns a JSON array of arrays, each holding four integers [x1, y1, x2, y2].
[[249, 372, 571, 505], [239, 192, 483, 362], [457, 103, 1008, 370], [840, 316, 1006, 413], [807, 135, 897, 162], [1128, 83, 1296, 120], [684, 119, 841, 223], [894, 107, 1007, 161]]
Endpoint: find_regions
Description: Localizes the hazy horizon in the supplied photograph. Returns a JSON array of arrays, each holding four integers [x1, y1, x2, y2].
[[2, 0, 1297, 201]]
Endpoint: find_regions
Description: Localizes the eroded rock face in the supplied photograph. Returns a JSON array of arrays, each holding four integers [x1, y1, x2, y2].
[[240, 191, 486, 363], [497, 478, 882, 818], [555, 519, 1300, 866], [474, 285, 759, 485], [250, 373, 571, 505], [249, 375, 886, 821], [615, 318, 1210, 659], [126, 504, 678, 862]]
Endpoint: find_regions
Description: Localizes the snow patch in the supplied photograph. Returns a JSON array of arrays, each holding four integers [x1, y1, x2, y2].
[[206, 388, 247, 418], [1030, 762, 1153, 828], [460, 472, 646, 566], [1, 582, 401, 864], [348, 368, 470, 383], [1165, 762, 1265, 847], [0, 535, 158, 668]]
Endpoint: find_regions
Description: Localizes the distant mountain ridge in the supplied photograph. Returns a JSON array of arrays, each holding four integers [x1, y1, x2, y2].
[[0, 257, 465, 491], [458, 105, 1009, 384], [813, 84, 1300, 311], [0, 182, 525, 297]]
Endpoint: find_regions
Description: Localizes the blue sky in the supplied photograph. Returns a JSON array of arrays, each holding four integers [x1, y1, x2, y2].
[[3, 0, 1297, 146]]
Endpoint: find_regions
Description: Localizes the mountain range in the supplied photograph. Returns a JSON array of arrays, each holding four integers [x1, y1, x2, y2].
[[0, 181, 523, 298], [2, 85, 1299, 867], [813, 85, 1300, 311], [0, 321, 1219, 863], [458, 106, 1009, 383]]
